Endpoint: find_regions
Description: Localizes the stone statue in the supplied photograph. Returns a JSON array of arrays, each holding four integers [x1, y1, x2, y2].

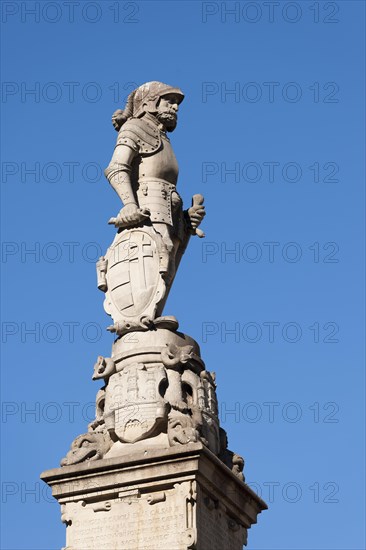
[[61, 82, 243, 479], [98, 81, 206, 336], [45, 81, 268, 550]]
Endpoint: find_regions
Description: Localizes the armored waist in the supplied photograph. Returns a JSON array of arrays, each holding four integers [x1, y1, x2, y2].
[[137, 178, 183, 225]]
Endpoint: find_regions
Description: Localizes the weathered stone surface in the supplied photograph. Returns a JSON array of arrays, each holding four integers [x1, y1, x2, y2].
[[60, 328, 243, 481], [59, 84, 245, 475], [42, 81, 267, 548], [41, 443, 267, 550]]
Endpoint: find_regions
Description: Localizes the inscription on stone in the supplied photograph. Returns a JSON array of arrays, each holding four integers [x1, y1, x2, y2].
[[67, 495, 186, 550]]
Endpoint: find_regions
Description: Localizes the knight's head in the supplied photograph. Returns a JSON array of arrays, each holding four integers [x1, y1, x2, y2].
[[112, 81, 184, 132]]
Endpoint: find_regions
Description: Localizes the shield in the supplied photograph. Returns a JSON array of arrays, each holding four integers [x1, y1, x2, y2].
[[104, 364, 167, 443], [103, 229, 165, 324]]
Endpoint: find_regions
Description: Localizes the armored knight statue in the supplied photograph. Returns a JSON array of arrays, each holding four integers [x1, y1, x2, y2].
[[98, 81, 206, 336], [62, 82, 245, 484], [43, 81, 267, 550]]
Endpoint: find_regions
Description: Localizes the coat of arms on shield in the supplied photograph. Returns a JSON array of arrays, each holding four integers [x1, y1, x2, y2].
[[104, 363, 168, 443], [99, 228, 166, 330]]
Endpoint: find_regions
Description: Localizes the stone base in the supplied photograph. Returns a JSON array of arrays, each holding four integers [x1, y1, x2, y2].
[[41, 443, 267, 550]]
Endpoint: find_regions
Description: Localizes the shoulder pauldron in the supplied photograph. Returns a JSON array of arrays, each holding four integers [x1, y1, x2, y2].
[[116, 117, 161, 155]]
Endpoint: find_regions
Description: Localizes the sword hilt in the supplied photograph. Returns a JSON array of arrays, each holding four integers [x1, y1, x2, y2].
[[191, 194, 205, 238]]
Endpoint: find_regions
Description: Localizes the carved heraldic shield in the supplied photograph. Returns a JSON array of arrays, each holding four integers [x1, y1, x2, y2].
[[103, 229, 166, 325]]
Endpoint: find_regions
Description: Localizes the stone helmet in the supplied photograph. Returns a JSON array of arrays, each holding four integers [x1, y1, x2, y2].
[[112, 81, 184, 131], [132, 81, 184, 118]]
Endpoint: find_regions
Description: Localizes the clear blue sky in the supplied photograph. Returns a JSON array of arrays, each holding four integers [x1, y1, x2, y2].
[[1, 1, 365, 549]]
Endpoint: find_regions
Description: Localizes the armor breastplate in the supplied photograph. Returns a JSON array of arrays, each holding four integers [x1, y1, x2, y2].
[[139, 135, 179, 184], [136, 135, 181, 226]]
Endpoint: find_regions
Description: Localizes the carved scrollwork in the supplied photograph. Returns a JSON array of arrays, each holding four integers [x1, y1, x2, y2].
[[60, 432, 112, 467], [92, 355, 116, 381], [167, 411, 200, 446], [219, 427, 245, 481], [161, 342, 194, 367]]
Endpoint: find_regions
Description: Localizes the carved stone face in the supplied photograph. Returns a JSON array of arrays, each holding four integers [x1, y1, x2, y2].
[[155, 94, 180, 132]]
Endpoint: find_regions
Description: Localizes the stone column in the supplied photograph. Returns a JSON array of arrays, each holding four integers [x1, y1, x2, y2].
[[41, 81, 267, 548]]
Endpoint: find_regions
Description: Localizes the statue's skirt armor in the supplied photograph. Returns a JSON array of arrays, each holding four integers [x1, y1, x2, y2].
[[137, 178, 183, 226]]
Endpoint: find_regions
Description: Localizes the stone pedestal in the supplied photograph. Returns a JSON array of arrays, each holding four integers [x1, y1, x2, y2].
[[41, 442, 267, 550]]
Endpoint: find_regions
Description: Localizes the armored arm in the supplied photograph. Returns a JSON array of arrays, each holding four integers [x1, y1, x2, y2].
[[105, 141, 138, 207], [105, 139, 150, 228]]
